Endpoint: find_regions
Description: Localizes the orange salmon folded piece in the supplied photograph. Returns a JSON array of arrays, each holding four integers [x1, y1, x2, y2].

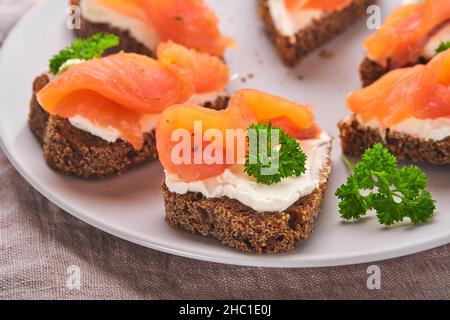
[[285, 0, 352, 12], [348, 48, 450, 128], [228, 89, 318, 140], [38, 52, 193, 115], [157, 41, 229, 94], [95, 0, 235, 57], [37, 42, 229, 150], [364, 0, 450, 68], [156, 89, 320, 182]]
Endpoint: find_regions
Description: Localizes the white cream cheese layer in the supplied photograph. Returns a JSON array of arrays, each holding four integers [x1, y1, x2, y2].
[[401, 0, 449, 60], [58, 58, 86, 74], [408, 0, 450, 60], [348, 115, 450, 141], [68, 113, 160, 144], [422, 23, 450, 59], [186, 92, 226, 106], [140, 114, 161, 133], [66, 92, 225, 143], [165, 132, 332, 212], [69, 115, 122, 143], [80, 0, 160, 51], [268, 0, 324, 37]]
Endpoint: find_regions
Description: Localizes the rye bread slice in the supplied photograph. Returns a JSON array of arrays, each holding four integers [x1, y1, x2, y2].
[[162, 141, 332, 254], [258, 0, 375, 67], [29, 74, 229, 178], [360, 57, 428, 87], [70, 0, 155, 57], [338, 115, 450, 164]]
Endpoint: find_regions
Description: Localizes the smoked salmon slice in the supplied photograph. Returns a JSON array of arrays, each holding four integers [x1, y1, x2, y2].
[[54, 90, 145, 150], [228, 89, 316, 134], [348, 48, 450, 128], [156, 104, 247, 181], [365, 0, 450, 68], [285, 0, 352, 12], [94, 0, 234, 57], [37, 42, 229, 150], [156, 89, 320, 182], [38, 52, 194, 115], [157, 41, 229, 94]]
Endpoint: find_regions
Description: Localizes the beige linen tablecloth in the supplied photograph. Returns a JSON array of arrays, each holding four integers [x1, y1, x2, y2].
[[1, 0, 449, 300]]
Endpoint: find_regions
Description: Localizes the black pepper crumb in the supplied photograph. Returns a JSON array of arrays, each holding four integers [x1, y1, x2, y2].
[[319, 49, 335, 59]]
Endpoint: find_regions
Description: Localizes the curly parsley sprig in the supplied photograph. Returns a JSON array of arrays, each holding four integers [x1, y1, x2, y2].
[[335, 143, 436, 226], [244, 122, 307, 185], [49, 33, 119, 74], [436, 41, 450, 54]]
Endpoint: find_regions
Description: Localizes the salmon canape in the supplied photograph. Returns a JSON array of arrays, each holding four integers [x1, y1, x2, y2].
[[361, 0, 450, 86], [156, 89, 332, 253], [29, 36, 229, 178], [259, 0, 375, 66], [70, 0, 234, 57], [339, 48, 450, 164]]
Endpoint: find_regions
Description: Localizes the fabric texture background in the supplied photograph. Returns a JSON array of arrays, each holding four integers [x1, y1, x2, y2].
[[0, 0, 449, 300]]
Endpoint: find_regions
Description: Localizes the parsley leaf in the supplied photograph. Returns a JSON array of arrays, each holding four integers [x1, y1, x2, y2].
[[244, 122, 307, 185], [436, 41, 450, 54], [335, 143, 436, 226], [49, 33, 119, 74]]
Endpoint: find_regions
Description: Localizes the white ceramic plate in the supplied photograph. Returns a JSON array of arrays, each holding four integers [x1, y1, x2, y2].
[[0, 0, 449, 268]]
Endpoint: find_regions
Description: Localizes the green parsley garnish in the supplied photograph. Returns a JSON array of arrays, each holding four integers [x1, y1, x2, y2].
[[49, 33, 119, 74], [436, 41, 450, 54], [335, 143, 435, 226], [244, 122, 307, 185]]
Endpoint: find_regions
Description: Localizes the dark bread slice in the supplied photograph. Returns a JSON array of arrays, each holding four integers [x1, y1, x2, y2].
[[29, 74, 157, 177], [29, 74, 229, 178], [70, 0, 154, 57], [338, 115, 450, 164], [29, 74, 51, 145], [360, 57, 427, 87], [162, 141, 332, 254], [258, 0, 376, 67], [359, 57, 389, 88], [43, 117, 158, 177]]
